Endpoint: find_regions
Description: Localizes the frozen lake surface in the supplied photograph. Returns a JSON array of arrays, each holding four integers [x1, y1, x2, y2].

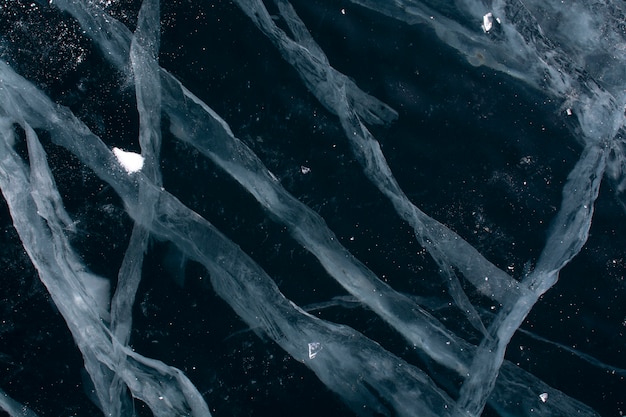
[[0, 0, 624, 416]]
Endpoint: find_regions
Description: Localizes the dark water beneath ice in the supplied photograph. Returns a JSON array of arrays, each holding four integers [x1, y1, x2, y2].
[[0, 0, 624, 416]]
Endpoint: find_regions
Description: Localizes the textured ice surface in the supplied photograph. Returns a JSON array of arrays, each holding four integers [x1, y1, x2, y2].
[[0, 0, 624, 416]]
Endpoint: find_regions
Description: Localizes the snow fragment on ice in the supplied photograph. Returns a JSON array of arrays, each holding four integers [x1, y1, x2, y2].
[[482, 13, 494, 32], [308, 342, 322, 359], [481, 12, 500, 33], [113, 147, 144, 174], [539, 392, 548, 403]]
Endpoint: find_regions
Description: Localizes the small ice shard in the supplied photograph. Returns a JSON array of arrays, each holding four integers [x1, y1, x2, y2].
[[300, 165, 311, 174], [482, 13, 494, 32], [539, 392, 548, 403], [113, 147, 144, 173], [308, 342, 322, 359], [481, 13, 500, 33]]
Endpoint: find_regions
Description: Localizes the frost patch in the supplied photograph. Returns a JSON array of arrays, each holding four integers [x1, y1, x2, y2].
[[308, 342, 322, 359]]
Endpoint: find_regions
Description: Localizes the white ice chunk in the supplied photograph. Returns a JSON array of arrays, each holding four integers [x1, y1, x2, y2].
[[113, 147, 144, 173], [482, 13, 493, 33], [539, 392, 548, 403]]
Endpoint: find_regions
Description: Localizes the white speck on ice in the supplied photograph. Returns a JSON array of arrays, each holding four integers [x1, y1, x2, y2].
[[113, 147, 144, 174], [539, 392, 548, 403], [308, 342, 322, 359]]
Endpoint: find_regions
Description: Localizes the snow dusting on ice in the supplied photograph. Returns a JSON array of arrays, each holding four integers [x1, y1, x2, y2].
[[113, 147, 144, 174]]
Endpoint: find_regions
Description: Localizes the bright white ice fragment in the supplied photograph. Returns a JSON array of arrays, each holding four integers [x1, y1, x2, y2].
[[481, 13, 500, 33], [539, 392, 548, 403], [308, 342, 322, 359], [482, 13, 493, 32], [300, 165, 311, 174], [113, 147, 144, 174]]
